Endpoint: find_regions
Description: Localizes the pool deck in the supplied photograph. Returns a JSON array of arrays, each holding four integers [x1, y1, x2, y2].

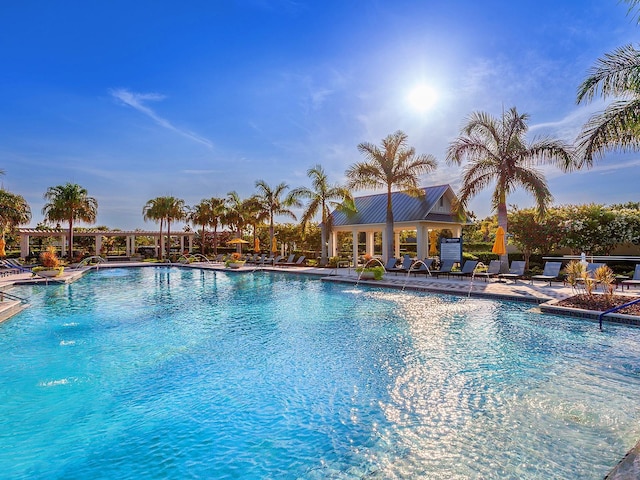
[[1, 260, 639, 478]]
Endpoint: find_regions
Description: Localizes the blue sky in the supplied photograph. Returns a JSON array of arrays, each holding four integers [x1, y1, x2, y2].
[[1, 0, 639, 230]]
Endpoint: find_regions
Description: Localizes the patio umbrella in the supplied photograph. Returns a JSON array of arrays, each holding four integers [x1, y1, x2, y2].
[[226, 238, 249, 245], [492, 227, 506, 255], [0, 238, 5, 257], [429, 230, 438, 256], [271, 237, 277, 253], [254, 238, 260, 253]]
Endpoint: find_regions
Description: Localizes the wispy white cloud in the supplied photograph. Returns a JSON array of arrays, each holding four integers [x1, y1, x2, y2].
[[109, 88, 214, 149]]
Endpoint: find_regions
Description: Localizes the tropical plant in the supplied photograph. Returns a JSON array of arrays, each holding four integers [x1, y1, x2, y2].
[[575, 1, 640, 166], [42, 183, 98, 259], [39, 245, 60, 268], [355, 265, 385, 280], [292, 164, 354, 266], [594, 264, 616, 300], [224, 191, 248, 239], [189, 199, 213, 255], [142, 197, 166, 259], [142, 196, 186, 259], [209, 197, 226, 255], [253, 180, 300, 255], [346, 130, 437, 261], [446, 107, 573, 268], [0, 189, 32, 243]]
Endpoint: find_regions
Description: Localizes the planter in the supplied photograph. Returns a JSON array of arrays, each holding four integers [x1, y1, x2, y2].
[[37, 269, 64, 277], [359, 271, 376, 280], [227, 262, 245, 269]]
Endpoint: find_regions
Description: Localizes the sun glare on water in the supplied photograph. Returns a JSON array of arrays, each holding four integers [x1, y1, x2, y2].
[[406, 84, 438, 112]]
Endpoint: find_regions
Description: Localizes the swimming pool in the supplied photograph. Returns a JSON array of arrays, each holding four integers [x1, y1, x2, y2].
[[1, 266, 639, 478]]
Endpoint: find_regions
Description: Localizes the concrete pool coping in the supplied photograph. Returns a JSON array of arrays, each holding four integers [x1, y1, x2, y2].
[[1, 260, 639, 478]]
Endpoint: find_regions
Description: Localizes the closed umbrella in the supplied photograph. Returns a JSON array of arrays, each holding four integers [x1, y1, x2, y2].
[[0, 238, 5, 258], [491, 227, 506, 255], [254, 238, 260, 253], [429, 230, 438, 256], [271, 237, 277, 253]]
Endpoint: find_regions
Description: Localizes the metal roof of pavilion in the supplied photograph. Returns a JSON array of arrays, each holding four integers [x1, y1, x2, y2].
[[332, 184, 464, 226]]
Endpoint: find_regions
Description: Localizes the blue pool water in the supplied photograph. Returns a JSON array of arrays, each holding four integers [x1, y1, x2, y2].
[[1, 267, 640, 479]]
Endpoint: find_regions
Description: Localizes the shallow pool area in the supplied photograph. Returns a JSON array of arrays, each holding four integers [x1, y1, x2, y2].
[[1, 266, 640, 479]]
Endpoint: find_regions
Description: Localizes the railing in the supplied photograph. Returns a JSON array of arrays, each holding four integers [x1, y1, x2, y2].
[[599, 297, 640, 330], [0, 290, 29, 304]]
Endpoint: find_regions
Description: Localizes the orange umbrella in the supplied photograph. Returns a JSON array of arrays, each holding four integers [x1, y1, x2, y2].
[[492, 227, 506, 255], [0, 238, 5, 257], [254, 238, 260, 253], [271, 237, 277, 253]]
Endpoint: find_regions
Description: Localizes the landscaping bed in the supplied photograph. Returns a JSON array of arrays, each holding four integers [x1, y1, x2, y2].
[[556, 294, 640, 316]]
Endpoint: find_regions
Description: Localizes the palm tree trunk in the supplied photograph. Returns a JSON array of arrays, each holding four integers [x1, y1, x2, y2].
[[213, 223, 218, 255], [68, 217, 74, 260], [201, 222, 206, 255], [320, 223, 328, 266], [167, 220, 171, 260], [385, 188, 394, 262], [497, 193, 509, 273], [158, 219, 164, 260]]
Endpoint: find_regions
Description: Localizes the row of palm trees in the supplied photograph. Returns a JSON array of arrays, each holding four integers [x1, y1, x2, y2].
[[141, 166, 353, 264]]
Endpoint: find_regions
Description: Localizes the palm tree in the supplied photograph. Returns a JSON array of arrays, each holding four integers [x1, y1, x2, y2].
[[209, 197, 226, 255], [346, 130, 437, 262], [189, 199, 213, 255], [254, 180, 300, 255], [224, 191, 246, 239], [42, 183, 98, 259], [0, 189, 31, 256], [163, 197, 186, 259], [291, 164, 354, 266], [446, 107, 573, 267], [143, 197, 166, 259], [242, 196, 268, 253], [575, 45, 640, 167]]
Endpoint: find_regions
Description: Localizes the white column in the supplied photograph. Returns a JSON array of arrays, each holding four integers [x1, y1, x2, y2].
[[180, 236, 185, 254], [329, 231, 337, 257], [60, 235, 66, 257], [416, 225, 427, 259], [188, 235, 193, 253], [95, 236, 102, 256], [366, 231, 375, 256], [352, 230, 358, 267], [20, 234, 30, 258]]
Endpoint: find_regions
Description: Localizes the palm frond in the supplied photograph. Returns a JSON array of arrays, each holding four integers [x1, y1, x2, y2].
[[577, 44, 640, 103]]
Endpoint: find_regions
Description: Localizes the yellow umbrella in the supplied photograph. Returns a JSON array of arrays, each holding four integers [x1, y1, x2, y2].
[[271, 237, 277, 253], [0, 238, 5, 258], [254, 238, 260, 253], [492, 226, 506, 255], [226, 238, 249, 245], [429, 230, 438, 256]]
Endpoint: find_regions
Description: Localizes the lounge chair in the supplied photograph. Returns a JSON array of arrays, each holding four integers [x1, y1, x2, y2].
[[386, 255, 413, 275], [384, 257, 400, 274], [530, 261, 563, 286], [497, 260, 526, 283], [1, 259, 31, 274], [431, 260, 455, 278], [622, 264, 640, 290], [448, 260, 479, 280], [410, 258, 434, 276], [275, 254, 295, 266], [280, 255, 306, 267], [473, 260, 501, 282]]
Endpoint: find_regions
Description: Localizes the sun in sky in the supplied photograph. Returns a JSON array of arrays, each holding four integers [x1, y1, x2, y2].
[[406, 84, 439, 112]]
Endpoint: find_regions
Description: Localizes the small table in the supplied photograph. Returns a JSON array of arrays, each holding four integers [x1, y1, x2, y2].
[[615, 275, 629, 289]]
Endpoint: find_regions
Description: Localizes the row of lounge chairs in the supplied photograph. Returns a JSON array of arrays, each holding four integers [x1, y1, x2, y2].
[[207, 253, 306, 267], [384, 257, 640, 288]]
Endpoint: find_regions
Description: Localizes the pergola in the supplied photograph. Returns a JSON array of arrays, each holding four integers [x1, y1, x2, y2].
[[330, 184, 470, 265], [17, 229, 195, 258]]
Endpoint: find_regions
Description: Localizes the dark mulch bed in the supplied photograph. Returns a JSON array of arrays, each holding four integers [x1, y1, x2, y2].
[[556, 294, 640, 316]]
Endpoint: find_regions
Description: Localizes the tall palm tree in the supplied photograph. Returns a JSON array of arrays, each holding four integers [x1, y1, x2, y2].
[[0, 189, 31, 255], [42, 183, 98, 259], [163, 197, 186, 259], [189, 199, 213, 255], [446, 107, 573, 267], [224, 191, 246, 239], [209, 197, 226, 255], [143, 197, 166, 259], [253, 180, 300, 254], [346, 130, 437, 262], [242, 196, 268, 252], [291, 164, 354, 266]]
